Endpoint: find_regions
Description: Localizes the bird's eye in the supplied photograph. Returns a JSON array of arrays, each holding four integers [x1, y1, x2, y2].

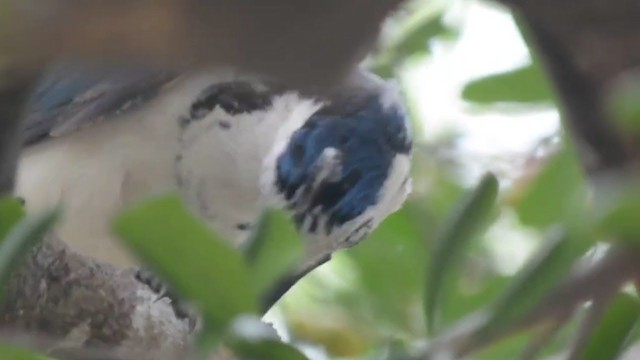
[[338, 134, 350, 146], [291, 142, 305, 165]]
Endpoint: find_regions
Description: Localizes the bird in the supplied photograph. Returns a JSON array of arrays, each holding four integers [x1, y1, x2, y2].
[[16, 62, 413, 311]]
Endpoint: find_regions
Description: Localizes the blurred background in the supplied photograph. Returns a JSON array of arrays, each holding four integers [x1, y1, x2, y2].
[[263, 0, 567, 358]]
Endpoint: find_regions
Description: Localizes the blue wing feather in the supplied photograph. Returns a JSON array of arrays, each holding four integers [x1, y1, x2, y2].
[[22, 62, 178, 145]]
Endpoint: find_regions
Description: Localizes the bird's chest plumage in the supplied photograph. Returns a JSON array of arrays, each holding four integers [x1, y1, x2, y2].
[[174, 100, 299, 245], [16, 73, 320, 266]]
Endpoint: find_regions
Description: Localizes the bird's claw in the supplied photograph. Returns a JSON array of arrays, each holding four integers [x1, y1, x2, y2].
[[134, 269, 198, 331]]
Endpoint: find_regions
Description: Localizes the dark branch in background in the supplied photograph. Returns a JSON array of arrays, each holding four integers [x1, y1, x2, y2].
[[430, 245, 640, 357], [0, 79, 36, 195], [517, 15, 631, 171], [2, 0, 404, 91], [498, 0, 640, 170]]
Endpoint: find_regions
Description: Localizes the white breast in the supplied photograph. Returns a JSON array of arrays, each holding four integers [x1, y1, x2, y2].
[[16, 71, 320, 268]]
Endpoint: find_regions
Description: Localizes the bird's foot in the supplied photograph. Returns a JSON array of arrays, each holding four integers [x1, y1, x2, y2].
[[134, 268, 198, 331]]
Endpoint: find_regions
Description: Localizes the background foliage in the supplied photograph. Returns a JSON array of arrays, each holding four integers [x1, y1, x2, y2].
[[2, 0, 640, 359]]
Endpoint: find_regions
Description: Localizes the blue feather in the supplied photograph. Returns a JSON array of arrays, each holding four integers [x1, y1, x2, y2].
[[275, 93, 411, 232], [23, 62, 176, 145]]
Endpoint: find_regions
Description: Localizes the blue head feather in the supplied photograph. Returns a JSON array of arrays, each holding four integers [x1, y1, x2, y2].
[[275, 91, 411, 234]]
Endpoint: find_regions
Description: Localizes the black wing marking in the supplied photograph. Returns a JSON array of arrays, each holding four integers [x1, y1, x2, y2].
[[22, 62, 179, 146]]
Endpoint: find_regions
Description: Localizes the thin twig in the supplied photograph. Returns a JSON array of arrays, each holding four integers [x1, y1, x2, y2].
[[520, 319, 566, 360], [565, 297, 610, 360], [426, 246, 640, 358]]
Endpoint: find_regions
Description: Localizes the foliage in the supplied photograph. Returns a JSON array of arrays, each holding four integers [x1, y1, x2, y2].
[[462, 63, 553, 105]]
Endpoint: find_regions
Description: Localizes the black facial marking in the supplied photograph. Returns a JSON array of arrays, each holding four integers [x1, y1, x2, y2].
[[308, 215, 319, 233], [218, 120, 231, 129], [189, 81, 273, 120], [344, 217, 374, 245], [291, 142, 305, 166], [293, 212, 305, 228], [236, 222, 252, 231]]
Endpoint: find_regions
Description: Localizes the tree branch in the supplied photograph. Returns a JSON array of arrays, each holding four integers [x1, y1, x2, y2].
[[1, 235, 193, 360], [427, 246, 640, 358], [497, 0, 640, 171]]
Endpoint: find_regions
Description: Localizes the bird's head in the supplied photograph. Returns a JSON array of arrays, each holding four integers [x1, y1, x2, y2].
[[261, 71, 413, 267]]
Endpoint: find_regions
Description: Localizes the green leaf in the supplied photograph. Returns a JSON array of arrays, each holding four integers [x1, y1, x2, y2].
[[232, 340, 309, 360], [341, 199, 431, 328], [0, 197, 25, 238], [462, 63, 553, 104], [515, 148, 587, 229], [597, 186, 640, 241], [606, 73, 640, 135], [113, 194, 258, 334], [592, 171, 640, 243], [0, 343, 57, 360], [243, 209, 303, 299], [582, 293, 640, 360], [371, 10, 455, 78], [228, 316, 309, 360], [0, 208, 59, 299], [425, 173, 499, 334], [474, 228, 590, 342]]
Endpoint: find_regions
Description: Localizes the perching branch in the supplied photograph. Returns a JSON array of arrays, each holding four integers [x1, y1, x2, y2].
[[1, 235, 193, 360]]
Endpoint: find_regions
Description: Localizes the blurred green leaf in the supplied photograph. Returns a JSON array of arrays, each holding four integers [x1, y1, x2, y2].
[[425, 173, 499, 334], [474, 311, 582, 360], [0, 197, 24, 239], [113, 194, 258, 335], [225, 315, 309, 360], [475, 228, 590, 342], [473, 329, 532, 360], [232, 340, 309, 360], [244, 209, 303, 298], [345, 200, 430, 322], [462, 63, 553, 104], [582, 293, 640, 360], [0, 344, 56, 360], [372, 10, 454, 78], [0, 208, 59, 300], [441, 275, 511, 328], [378, 340, 416, 360], [607, 76, 640, 135], [597, 186, 640, 241], [515, 148, 587, 229]]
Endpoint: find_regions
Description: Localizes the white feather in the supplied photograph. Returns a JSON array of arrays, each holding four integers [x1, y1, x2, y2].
[[16, 70, 320, 267]]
